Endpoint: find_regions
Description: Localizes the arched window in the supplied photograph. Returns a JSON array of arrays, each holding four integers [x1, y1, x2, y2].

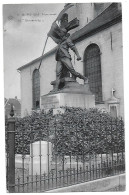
[[32, 69, 40, 109], [84, 44, 102, 103]]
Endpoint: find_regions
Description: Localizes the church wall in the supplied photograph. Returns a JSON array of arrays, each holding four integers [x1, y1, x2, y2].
[[20, 52, 57, 117], [39, 53, 56, 95], [20, 22, 124, 118], [72, 22, 124, 117], [21, 68, 32, 117], [94, 3, 111, 18], [20, 62, 39, 116]]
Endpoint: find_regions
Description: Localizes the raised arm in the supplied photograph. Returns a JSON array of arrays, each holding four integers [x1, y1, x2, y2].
[[67, 37, 81, 61], [72, 46, 81, 61]]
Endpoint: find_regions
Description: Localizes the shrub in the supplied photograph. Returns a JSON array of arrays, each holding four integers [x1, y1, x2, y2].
[[12, 107, 124, 155]]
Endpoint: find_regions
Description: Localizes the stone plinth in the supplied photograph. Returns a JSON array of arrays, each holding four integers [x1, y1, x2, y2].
[[41, 92, 95, 110], [29, 141, 52, 175], [41, 79, 95, 111]]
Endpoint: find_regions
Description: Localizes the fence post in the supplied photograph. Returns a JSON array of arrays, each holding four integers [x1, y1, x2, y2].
[[7, 104, 15, 193]]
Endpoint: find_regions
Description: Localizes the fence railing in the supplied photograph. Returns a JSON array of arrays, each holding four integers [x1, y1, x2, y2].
[[6, 107, 125, 193]]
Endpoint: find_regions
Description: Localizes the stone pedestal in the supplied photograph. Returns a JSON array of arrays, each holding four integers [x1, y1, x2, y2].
[[41, 78, 95, 111], [41, 92, 95, 110], [29, 141, 52, 175]]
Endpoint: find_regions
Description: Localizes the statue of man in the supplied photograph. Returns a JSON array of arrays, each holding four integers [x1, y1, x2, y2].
[[48, 5, 87, 91]]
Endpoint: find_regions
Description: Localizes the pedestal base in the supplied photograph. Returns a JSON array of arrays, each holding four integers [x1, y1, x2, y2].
[[50, 77, 91, 94], [41, 79, 95, 111], [41, 92, 95, 110]]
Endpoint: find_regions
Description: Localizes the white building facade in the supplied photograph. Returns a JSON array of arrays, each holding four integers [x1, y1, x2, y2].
[[18, 3, 124, 118]]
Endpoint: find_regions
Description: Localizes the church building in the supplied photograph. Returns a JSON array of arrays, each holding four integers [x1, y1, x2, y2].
[[18, 3, 124, 118]]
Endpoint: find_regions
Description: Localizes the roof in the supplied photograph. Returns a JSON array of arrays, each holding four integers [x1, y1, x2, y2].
[[5, 97, 21, 117], [18, 3, 122, 71], [72, 3, 122, 42]]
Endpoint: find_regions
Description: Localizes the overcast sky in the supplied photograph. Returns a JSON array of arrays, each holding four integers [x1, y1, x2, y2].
[[3, 3, 64, 99]]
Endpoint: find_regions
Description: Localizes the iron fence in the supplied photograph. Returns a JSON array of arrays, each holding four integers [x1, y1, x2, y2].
[[6, 108, 125, 193], [13, 155, 125, 193]]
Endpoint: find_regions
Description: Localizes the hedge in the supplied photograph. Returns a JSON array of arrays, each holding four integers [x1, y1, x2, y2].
[[6, 107, 125, 155]]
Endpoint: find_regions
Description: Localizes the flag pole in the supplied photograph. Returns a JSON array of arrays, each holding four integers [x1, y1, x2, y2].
[[38, 36, 49, 70]]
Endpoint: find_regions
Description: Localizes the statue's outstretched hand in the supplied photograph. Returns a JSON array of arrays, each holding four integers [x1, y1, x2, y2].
[[77, 56, 81, 61]]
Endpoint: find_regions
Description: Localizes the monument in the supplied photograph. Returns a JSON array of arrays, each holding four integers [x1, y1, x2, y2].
[[30, 3, 95, 176], [41, 4, 95, 112]]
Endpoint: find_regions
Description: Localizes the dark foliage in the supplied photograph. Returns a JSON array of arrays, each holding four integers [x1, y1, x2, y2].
[[7, 107, 124, 155]]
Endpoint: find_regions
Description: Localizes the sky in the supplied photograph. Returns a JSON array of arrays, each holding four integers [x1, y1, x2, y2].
[[3, 3, 64, 99]]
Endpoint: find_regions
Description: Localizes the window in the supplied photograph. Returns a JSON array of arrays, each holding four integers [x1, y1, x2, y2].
[[84, 44, 102, 103], [32, 69, 40, 109]]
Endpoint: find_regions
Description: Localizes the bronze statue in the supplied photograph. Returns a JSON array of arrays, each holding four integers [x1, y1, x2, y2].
[[48, 4, 87, 91]]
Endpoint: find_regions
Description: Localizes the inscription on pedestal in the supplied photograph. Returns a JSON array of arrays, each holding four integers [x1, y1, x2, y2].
[[41, 95, 59, 109]]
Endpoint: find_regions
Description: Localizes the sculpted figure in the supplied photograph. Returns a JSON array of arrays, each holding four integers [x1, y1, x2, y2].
[[48, 4, 87, 91]]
